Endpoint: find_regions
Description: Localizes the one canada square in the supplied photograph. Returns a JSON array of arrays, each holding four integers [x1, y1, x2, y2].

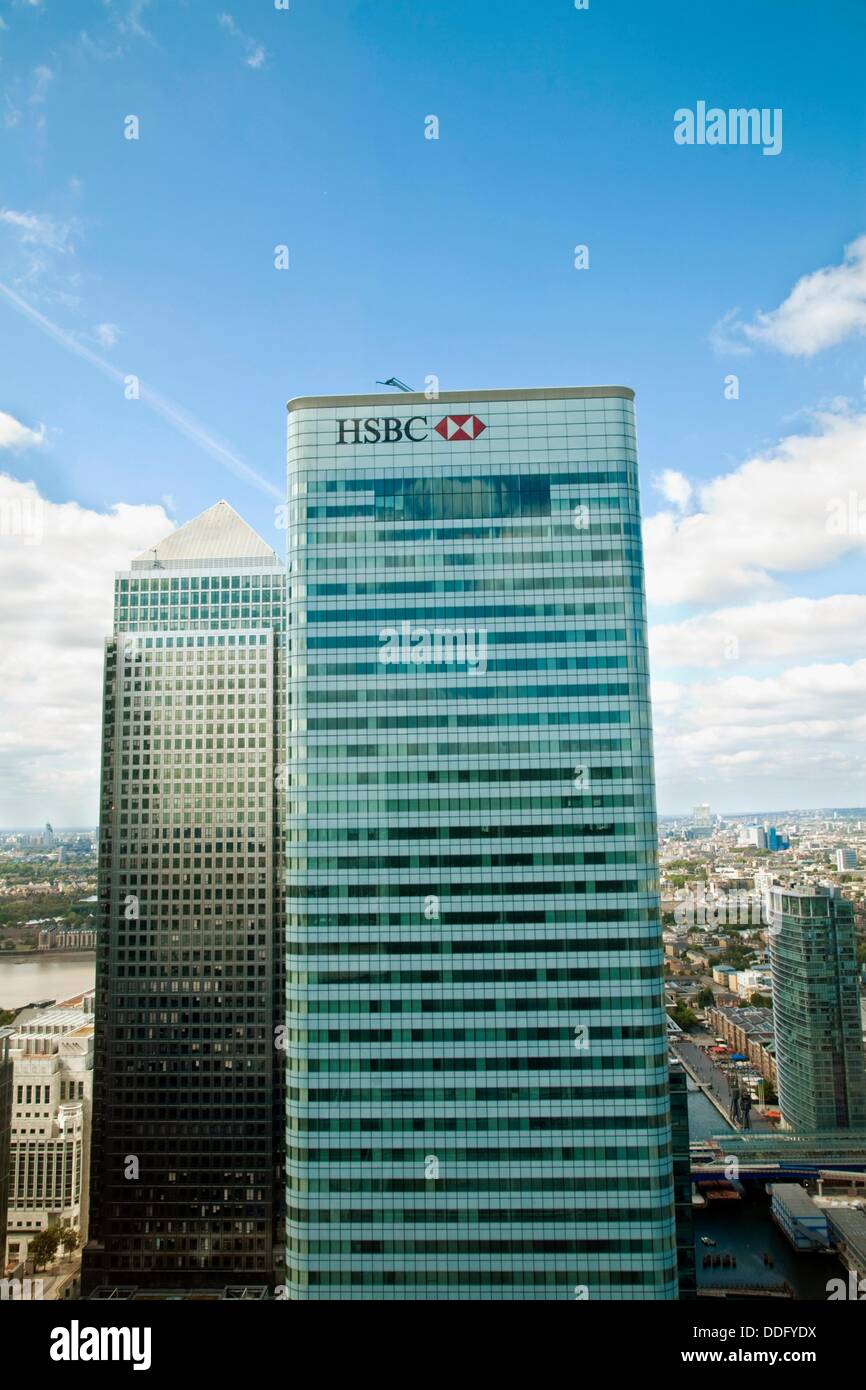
[[285, 386, 677, 1299], [83, 502, 286, 1293]]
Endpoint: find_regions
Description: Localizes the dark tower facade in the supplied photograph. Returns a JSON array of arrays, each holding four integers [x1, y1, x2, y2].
[[83, 502, 285, 1292]]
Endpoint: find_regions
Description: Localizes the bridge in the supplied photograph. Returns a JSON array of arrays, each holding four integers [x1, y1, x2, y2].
[[690, 1135, 866, 1182]]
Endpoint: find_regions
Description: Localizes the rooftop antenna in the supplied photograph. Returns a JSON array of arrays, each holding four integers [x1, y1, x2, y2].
[[150, 547, 164, 569], [375, 377, 414, 392]]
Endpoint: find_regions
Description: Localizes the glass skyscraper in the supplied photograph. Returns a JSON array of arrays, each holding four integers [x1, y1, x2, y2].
[[83, 501, 286, 1293], [285, 387, 677, 1299], [767, 883, 866, 1133]]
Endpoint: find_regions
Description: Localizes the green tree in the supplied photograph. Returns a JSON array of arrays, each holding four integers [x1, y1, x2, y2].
[[750, 992, 772, 1008], [29, 1227, 61, 1270], [59, 1227, 80, 1257], [697, 988, 715, 1009], [668, 1004, 698, 1031]]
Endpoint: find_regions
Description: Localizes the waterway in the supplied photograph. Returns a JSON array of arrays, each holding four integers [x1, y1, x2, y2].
[[687, 1081, 845, 1299], [0, 953, 96, 1011]]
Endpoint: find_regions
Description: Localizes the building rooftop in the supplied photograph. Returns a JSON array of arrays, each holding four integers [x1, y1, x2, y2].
[[770, 1183, 823, 1218], [131, 500, 279, 570], [287, 384, 635, 411]]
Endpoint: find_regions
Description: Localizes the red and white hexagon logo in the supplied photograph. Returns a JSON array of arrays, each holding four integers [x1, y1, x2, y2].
[[434, 414, 486, 441]]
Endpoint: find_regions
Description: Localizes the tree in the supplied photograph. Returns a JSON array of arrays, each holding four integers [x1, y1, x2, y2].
[[59, 1227, 80, 1256], [29, 1227, 61, 1270], [697, 988, 715, 1009], [750, 992, 772, 1008], [668, 1004, 698, 1031]]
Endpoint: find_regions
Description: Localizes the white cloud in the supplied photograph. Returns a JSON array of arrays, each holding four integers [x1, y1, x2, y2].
[[217, 12, 267, 69], [652, 660, 866, 810], [651, 595, 866, 671], [29, 64, 53, 104], [653, 468, 692, 511], [94, 321, 120, 348], [0, 207, 77, 254], [0, 411, 44, 451], [711, 235, 866, 358], [101, 0, 152, 38], [0, 207, 81, 304], [0, 474, 172, 825], [644, 407, 866, 605]]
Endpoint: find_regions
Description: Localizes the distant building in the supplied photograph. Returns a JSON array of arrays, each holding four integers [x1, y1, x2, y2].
[[767, 885, 866, 1132], [739, 825, 767, 850], [37, 926, 97, 952], [764, 825, 789, 852], [692, 804, 712, 828], [4, 994, 94, 1268], [837, 848, 858, 872], [706, 1004, 776, 1086], [733, 967, 773, 999]]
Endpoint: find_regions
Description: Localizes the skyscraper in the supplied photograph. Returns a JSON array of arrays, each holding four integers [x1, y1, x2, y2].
[[767, 883, 866, 1133], [83, 502, 286, 1293], [284, 387, 677, 1299]]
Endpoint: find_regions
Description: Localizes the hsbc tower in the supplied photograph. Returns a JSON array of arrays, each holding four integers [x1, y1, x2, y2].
[[284, 386, 677, 1299]]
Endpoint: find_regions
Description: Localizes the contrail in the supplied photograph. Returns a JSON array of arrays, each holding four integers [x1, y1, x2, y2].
[[0, 281, 282, 500]]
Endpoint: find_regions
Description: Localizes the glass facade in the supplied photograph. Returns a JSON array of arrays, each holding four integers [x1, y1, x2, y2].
[[83, 503, 286, 1292], [285, 388, 677, 1299], [767, 884, 866, 1133]]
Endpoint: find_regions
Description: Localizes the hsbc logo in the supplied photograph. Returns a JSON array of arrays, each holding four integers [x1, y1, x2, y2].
[[434, 414, 486, 441], [336, 415, 486, 445]]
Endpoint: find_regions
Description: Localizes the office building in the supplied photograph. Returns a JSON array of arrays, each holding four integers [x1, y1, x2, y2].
[[4, 994, 94, 1268], [82, 502, 286, 1292], [284, 386, 677, 1299], [837, 848, 858, 872], [738, 825, 767, 850], [767, 884, 866, 1133]]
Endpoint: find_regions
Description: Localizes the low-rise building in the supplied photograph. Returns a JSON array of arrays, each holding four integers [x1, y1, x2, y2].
[[4, 993, 94, 1268], [770, 1183, 830, 1251]]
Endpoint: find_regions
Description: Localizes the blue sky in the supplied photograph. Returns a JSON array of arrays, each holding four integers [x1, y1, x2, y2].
[[2, 0, 866, 821]]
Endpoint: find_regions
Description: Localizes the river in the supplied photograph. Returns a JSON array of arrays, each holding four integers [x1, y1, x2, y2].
[[0, 953, 97, 1011]]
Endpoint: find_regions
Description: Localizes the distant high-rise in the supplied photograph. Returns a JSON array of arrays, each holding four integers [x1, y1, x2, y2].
[[739, 825, 767, 850], [82, 502, 286, 1293], [692, 804, 711, 828], [767, 884, 866, 1133], [284, 386, 677, 1299], [837, 848, 858, 872]]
